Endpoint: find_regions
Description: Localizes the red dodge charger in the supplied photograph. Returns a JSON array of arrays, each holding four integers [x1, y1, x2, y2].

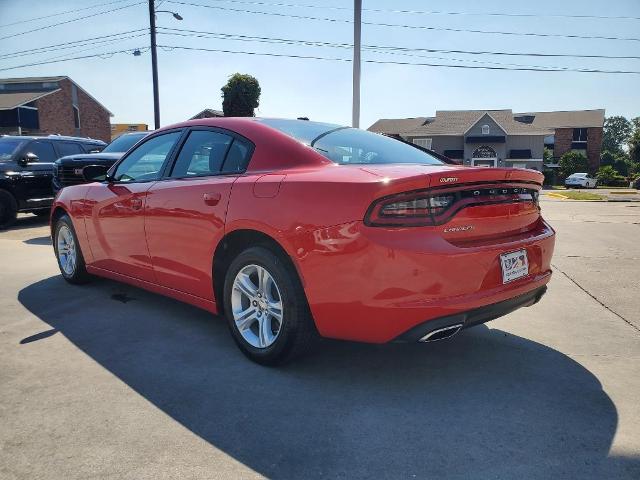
[[51, 118, 555, 364]]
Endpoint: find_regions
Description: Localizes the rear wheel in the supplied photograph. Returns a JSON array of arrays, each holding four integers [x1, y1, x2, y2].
[[223, 246, 316, 365], [54, 215, 91, 284], [0, 190, 17, 230]]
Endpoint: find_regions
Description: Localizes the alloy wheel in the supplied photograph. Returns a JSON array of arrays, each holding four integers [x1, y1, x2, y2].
[[231, 264, 283, 349], [57, 225, 77, 276]]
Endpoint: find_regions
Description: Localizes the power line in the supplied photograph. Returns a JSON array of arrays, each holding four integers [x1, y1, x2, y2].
[[0, 29, 148, 60], [158, 44, 640, 74], [0, 0, 136, 28], [0, 2, 144, 41], [2, 43, 639, 74], [157, 27, 640, 60], [164, 1, 640, 42], [165, 0, 640, 21], [0, 48, 147, 72]]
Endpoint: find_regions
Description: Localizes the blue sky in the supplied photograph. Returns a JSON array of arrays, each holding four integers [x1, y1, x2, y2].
[[1, 0, 639, 129]]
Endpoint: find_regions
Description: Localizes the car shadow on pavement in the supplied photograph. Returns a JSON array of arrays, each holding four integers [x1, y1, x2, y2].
[[18, 276, 640, 479]]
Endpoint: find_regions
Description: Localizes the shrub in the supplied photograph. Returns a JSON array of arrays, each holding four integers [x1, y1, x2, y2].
[[596, 166, 627, 186]]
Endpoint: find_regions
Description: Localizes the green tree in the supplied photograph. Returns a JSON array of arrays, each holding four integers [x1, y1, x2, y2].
[[221, 73, 261, 117], [629, 128, 640, 164], [602, 116, 632, 153], [559, 151, 589, 178]]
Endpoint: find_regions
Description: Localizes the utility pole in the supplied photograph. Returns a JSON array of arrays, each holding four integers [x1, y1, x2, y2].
[[148, 0, 160, 130], [352, 0, 362, 128]]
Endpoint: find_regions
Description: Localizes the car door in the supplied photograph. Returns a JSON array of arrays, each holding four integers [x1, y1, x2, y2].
[[84, 130, 183, 282], [17, 140, 57, 207], [144, 128, 253, 299]]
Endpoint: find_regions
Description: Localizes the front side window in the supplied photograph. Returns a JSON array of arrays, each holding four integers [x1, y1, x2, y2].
[[313, 129, 443, 166], [25, 140, 56, 163], [113, 131, 181, 182], [0, 138, 26, 161], [170, 130, 233, 178]]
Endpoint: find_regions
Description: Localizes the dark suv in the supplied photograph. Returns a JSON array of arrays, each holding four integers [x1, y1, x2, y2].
[[0, 135, 106, 228], [52, 131, 148, 192]]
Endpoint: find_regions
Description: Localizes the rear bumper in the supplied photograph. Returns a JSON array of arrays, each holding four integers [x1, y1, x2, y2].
[[394, 285, 547, 342], [294, 218, 555, 343]]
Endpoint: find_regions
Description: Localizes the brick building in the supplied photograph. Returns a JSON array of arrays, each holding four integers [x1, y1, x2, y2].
[[369, 109, 605, 172], [0, 76, 112, 142]]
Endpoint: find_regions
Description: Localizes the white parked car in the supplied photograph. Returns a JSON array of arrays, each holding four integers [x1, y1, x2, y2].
[[565, 173, 597, 189]]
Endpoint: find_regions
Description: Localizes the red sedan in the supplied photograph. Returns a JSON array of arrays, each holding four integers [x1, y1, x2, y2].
[[51, 118, 555, 365]]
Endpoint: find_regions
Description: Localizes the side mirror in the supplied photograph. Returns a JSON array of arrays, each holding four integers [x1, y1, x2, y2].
[[82, 165, 110, 182], [19, 152, 39, 166]]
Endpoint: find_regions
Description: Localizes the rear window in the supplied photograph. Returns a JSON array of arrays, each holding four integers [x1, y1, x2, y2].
[[260, 119, 443, 166], [313, 128, 443, 166]]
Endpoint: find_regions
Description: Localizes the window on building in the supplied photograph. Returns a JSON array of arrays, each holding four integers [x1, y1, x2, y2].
[[73, 106, 80, 129], [481, 125, 490, 135], [413, 138, 432, 149], [573, 128, 588, 142]]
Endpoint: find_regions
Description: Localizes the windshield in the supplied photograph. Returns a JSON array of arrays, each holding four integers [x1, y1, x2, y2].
[[0, 138, 26, 161], [260, 119, 443, 166], [103, 133, 147, 153]]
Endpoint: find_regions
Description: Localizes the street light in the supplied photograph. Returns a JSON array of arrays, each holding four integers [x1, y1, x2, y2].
[[147, 1, 183, 130]]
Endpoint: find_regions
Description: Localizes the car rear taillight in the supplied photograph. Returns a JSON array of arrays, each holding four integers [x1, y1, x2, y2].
[[366, 191, 456, 227], [365, 185, 540, 227]]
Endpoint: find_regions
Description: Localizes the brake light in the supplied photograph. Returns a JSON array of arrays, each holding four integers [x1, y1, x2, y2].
[[365, 185, 540, 227], [366, 191, 456, 227]]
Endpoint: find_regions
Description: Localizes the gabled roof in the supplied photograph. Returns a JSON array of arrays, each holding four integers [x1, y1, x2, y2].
[[405, 110, 551, 136], [368, 117, 429, 135], [190, 108, 224, 119], [462, 112, 507, 135], [514, 109, 605, 128], [0, 76, 113, 116], [0, 89, 61, 110]]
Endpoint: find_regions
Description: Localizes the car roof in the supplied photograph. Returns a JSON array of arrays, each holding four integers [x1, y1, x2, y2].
[[0, 134, 105, 144]]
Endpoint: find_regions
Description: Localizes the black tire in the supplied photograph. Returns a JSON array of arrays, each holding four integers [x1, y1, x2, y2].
[[53, 214, 91, 284], [223, 246, 316, 366], [0, 189, 17, 230]]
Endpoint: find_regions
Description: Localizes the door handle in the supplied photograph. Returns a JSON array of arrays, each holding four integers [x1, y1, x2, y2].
[[203, 192, 221, 206], [130, 198, 143, 210]]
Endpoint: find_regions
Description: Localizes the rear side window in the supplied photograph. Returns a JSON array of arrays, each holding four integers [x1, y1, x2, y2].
[[57, 142, 84, 157], [222, 139, 252, 173], [170, 130, 233, 178], [25, 140, 57, 163]]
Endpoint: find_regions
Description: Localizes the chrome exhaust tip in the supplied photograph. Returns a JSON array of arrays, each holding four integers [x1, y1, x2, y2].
[[419, 323, 463, 343]]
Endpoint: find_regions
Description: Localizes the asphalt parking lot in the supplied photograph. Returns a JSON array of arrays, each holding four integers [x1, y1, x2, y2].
[[1, 199, 639, 480]]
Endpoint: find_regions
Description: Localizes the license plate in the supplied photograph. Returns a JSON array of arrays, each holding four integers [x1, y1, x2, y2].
[[500, 249, 529, 283]]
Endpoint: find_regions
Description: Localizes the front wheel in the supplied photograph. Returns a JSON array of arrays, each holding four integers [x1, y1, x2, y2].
[[223, 246, 316, 365], [54, 215, 91, 284]]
